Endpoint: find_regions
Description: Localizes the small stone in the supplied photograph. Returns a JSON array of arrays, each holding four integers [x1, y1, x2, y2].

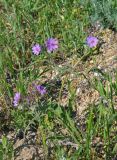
[[97, 66, 101, 69], [90, 60, 94, 64], [94, 72, 99, 77], [76, 88, 80, 95]]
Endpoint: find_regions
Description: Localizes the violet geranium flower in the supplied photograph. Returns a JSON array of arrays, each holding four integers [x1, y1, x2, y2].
[[13, 92, 21, 107], [45, 38, 58, 53], [86, 36, 98, 48], [32, 44, 41, 55], [36, 85, 47, 95]]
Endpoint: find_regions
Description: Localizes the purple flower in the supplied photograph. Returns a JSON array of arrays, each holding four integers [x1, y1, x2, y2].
[[36, 85, 47, 95], [45, 38, 58, 53], [86, 36, 98, 48], [13, 92, 21, 107], [32, 44, 41, 55]]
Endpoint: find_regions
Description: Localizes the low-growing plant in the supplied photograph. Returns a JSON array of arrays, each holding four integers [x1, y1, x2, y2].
[[0, 0, 117, 160], [0, 136, 14, 160], [90, 0, 117, 31]]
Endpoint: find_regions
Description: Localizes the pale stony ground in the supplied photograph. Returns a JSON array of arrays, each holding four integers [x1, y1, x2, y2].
[[58, 29, 117, 115]]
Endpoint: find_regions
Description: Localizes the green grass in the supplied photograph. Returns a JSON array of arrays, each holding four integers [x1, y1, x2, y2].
[[0, 0, 117, 159], [0, 0, 90, 98], [90, 0, 117, 31]]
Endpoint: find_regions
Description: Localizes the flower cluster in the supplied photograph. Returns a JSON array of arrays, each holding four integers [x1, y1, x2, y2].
[[32, 44, 41, 55], [13, 85, 47, 107], [13, 36, 99, 107], [86, 36, 98, 48], [46, 38, 58, 53], [35, 85, 47, 95], [32, 38, 58, 55], [13, 92, 21, 107]]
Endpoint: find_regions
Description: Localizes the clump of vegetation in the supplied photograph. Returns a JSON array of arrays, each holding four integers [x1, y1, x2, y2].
[[90, 0, 117, 31], [0, 0, 117, 159]]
